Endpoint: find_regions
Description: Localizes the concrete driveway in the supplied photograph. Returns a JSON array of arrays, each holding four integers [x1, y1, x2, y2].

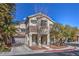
[[11, 37, 32, 54], [0, 37, 32, 56]]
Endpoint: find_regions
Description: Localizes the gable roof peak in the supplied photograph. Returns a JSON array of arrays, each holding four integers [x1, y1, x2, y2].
[[28, 12, 46, 18], [27, 12, 55, 23]]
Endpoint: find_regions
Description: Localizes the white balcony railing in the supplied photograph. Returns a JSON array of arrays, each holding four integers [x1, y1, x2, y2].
[[37, 28, 48, 34]]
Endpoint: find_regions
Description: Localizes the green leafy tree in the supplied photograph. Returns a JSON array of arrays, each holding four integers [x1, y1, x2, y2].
[[0, 3, 16, 47], [50, 23, 79, 46]]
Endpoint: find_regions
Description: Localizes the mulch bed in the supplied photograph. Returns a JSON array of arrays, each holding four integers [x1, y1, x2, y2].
[[48, 45, 67, 49], [47, 48, 75, 52], [29, 45, 47, 50], [47, 45, 75, 52], [47, 50, 64, 52]]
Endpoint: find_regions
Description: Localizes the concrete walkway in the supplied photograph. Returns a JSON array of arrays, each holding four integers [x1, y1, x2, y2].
[[42, 45, 52, 50]]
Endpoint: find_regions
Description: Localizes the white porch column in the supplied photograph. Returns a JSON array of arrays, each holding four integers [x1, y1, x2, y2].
[[47, 34, 50, 45], [47, 19, 50, 45], [38, 35, 41, 47], [29, 34, 32, 46]]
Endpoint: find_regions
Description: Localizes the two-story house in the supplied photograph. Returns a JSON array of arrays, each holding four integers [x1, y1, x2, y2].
[[25, 12, 55, 46]]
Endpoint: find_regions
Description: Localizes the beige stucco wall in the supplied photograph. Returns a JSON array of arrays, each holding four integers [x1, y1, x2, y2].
[[19, 23, 26, 29]]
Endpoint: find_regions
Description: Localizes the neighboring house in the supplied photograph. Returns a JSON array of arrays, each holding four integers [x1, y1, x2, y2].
[[15, 22, 26, 37], [25, 12, 55, 46]]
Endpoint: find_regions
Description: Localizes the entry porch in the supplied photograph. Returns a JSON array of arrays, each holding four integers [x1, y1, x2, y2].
[[26, 34, 51, 46]]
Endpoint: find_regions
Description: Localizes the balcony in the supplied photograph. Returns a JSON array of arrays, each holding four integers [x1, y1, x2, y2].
[[37, 27, 48, 34]]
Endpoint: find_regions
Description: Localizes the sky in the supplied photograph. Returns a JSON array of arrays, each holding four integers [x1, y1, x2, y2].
[[15, 3, 79, 28]]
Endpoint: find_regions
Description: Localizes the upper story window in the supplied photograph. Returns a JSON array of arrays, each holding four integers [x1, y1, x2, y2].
[[30, 17, 37, 24], [50, 24, 53, 26], [21, 29, 26, 32], [31, 20, 37, 24], [41, 20, 47, 26]]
